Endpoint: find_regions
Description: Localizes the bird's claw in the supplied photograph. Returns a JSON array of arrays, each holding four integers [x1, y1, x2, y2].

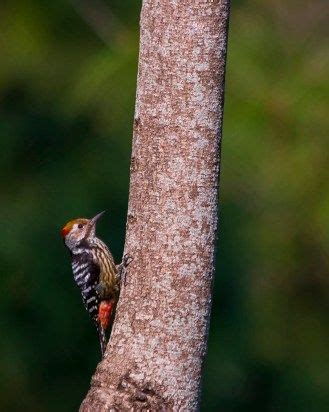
[[122, 253, 133, 268], [118, 253, 133, 286]]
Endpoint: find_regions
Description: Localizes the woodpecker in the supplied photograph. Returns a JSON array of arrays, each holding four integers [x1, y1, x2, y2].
[[61, 211, 119, 356]]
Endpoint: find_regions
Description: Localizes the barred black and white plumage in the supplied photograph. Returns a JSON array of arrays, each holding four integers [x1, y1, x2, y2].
[[71, 251, 100, 322], [61, 211, 120, 357]]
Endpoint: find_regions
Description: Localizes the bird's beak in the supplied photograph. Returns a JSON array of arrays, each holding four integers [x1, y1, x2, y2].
[[89, 210, 106, 227]]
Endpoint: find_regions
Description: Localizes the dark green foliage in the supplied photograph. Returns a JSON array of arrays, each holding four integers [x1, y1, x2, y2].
[[0, 1, 327, 410]]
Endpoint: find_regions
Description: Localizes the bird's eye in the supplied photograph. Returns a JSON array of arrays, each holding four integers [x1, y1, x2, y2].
[[78, 224, 84, 229]]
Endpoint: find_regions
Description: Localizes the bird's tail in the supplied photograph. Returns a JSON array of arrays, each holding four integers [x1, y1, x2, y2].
[[97, 324, 107, 357]]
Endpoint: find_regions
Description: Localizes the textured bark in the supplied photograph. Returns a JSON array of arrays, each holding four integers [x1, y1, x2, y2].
[[81, 0, 230, 410]]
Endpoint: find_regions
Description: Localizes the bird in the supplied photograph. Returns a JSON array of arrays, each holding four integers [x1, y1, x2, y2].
[[61, 211, 120, 356]]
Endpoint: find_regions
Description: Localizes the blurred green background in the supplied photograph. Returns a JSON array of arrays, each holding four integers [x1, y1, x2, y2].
[[0, 1, 328, 410]]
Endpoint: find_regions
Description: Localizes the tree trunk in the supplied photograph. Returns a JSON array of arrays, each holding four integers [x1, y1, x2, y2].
[[81, 1, 230, 410]]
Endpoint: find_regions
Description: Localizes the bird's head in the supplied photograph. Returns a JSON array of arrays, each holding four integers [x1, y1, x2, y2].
[[61, 211, 105, 251]]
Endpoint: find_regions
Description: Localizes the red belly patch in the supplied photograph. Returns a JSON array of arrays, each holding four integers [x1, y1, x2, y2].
[[98, 300, 115, 330]]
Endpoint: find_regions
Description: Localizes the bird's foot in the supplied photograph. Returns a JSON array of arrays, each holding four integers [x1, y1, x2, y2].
[[122, 253, 133, 268], [117, 253, 133, 286]]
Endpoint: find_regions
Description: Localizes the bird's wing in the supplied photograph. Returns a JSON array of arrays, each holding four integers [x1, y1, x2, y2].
[[72, 253, 100, 322]]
